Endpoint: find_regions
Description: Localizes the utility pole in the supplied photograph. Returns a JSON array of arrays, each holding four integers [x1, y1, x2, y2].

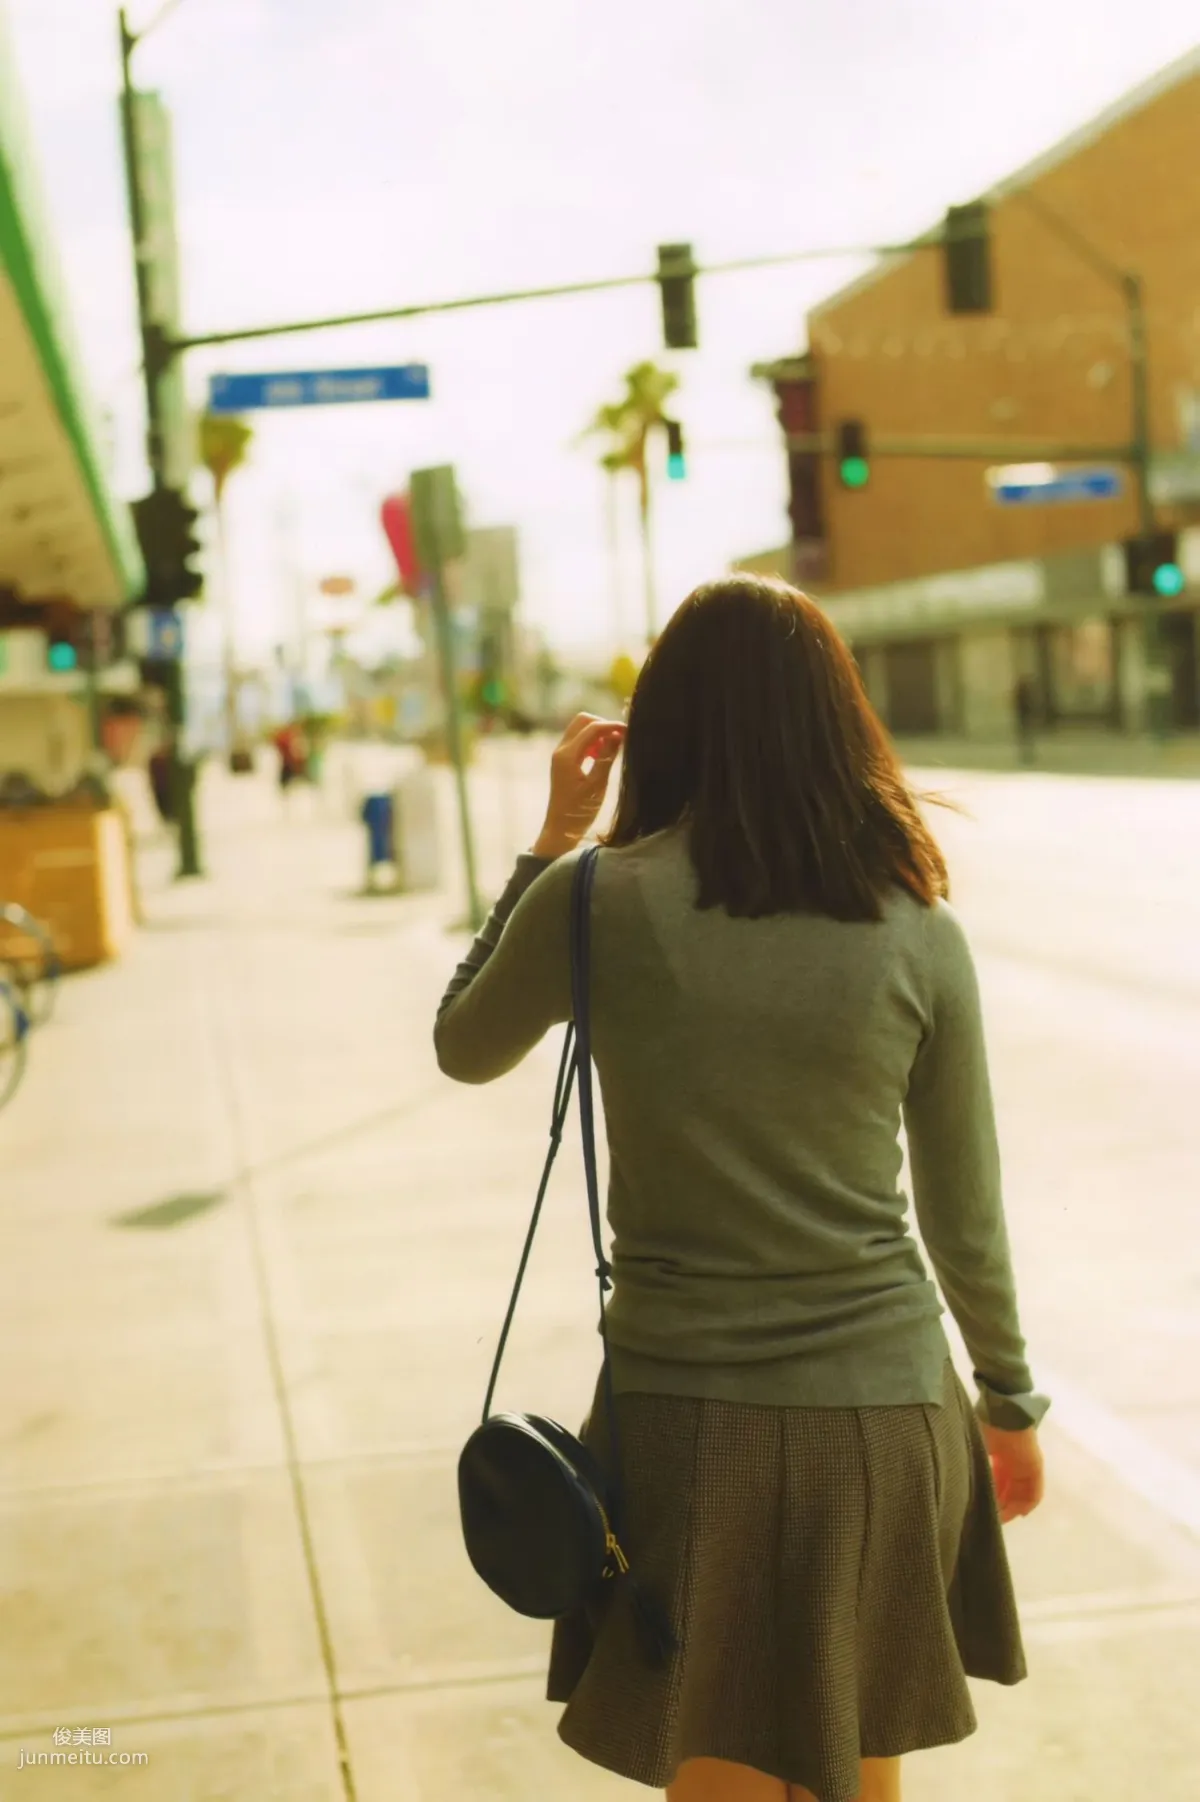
[[1124, 273, 1171, 738], [1009, 190, 1168, 737], [1125, 273, 1155, 537], [117, 7, 202, 877]]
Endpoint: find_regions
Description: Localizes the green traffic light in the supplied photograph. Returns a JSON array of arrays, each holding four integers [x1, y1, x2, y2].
[[667, 453, 686, 481], [839, 456, 870, 489], [1153, 562, 1185, 598], [47, 642, 77, 672]]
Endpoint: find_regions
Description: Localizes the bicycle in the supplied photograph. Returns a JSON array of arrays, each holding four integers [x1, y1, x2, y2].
[[0, 976, 30, 1111], [0, 903, 61, 1029]]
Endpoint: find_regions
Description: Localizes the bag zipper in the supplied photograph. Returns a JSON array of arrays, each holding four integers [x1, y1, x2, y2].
[[597, 1502, 630, 1578]]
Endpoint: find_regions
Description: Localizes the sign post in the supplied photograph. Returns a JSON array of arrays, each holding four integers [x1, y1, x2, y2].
[[391, 474, 484, 932]]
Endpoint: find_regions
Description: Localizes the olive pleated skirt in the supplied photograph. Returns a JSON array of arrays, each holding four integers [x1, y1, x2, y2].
[[547, 1357, 1026, 1801]]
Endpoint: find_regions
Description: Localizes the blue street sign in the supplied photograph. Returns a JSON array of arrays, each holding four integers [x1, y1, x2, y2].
[[148, 609, 184, 660], [207, 365, 431, 414], [989, 465, 1123, 506]]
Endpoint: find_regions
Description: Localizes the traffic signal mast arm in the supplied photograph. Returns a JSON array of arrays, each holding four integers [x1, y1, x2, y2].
[[166, 230, 992, 356], [160, 208, 1153, 495]]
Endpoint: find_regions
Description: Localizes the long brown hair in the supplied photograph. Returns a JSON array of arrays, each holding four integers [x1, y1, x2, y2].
[[601, 575, 958, 920]]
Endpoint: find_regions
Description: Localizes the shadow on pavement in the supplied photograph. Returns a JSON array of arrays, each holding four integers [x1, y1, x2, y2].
[[112, 1191, 229, 1231]]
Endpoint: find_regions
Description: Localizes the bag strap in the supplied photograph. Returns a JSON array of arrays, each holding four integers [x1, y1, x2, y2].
[[480, 845, 612, 1438], [568, 848, 628, 1525], [481, 1018, 578, 1424]]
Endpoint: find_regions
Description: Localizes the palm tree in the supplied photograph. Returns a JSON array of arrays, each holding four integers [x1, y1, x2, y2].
[[198, 412, 254, 761], [578, 400, 632, 651], [581, 362, 679, 647]]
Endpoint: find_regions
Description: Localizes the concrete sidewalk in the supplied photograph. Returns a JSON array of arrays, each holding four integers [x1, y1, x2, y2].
[[2, 749, 1199, 1800]]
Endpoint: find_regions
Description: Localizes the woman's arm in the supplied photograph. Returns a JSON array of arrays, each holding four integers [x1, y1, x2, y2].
[[434, 712, 626, 1085], [435, 853, 553, 1029], [433, 852, 576, 1084], [903, 901, 1050, 1432]]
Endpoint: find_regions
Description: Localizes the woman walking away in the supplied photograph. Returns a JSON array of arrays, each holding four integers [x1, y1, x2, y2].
[[434, 576, 1048, 1802]]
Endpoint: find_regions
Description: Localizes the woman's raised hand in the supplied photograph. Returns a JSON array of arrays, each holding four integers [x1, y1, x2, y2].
[[532, 713, 627, 859]]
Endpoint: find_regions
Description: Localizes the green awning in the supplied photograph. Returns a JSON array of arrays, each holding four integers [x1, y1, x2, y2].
[[0, 1, 143, 608]]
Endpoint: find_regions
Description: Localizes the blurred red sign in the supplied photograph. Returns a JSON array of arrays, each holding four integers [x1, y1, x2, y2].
[[381, 492, 423, 594]]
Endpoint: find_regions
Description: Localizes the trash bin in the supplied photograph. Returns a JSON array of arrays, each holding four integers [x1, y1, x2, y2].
[[361, 793, 395, 889], [393, 767, 440, 892]]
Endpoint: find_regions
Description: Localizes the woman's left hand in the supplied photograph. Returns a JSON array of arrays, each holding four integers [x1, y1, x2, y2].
[[532, 713, 626, 858]]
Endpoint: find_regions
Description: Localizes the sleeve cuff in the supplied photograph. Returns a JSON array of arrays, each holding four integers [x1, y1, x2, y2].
[[974, 1376, 1051, 1431]]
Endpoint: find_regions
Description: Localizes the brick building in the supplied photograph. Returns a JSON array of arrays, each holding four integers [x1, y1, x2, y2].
[[750, 46, 1200, 738]]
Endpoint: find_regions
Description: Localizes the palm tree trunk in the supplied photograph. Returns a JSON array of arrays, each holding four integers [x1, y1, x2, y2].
[[638, 461, 657, 646], [605, 469, 625, 650]]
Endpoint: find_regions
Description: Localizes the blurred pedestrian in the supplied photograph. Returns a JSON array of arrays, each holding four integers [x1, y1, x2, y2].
[[304, 717, 327, 789], [272, 722, 308, 798], [435, 576, 1048, 1802], [147, 745, 174, 825], [1014, 676, 1037, 766]]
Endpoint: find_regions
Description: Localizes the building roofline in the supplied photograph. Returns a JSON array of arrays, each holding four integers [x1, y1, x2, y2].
[[809, 42, 1200, 326]]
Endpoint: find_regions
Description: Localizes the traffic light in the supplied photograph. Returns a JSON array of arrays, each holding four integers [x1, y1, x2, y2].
[[42, 602, 89, 673], [131, 485, 203, 604], [665, 419, 686, 480], [657, 244, 697, 351], [836, 420, 870, 489], [943, 201, 993, 314], [45, 622, 78, 673], [1124, 531, 1185, 598]]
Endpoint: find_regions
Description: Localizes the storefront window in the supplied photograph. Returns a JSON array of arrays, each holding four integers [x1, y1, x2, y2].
[[1049, 618, 1115, 719]]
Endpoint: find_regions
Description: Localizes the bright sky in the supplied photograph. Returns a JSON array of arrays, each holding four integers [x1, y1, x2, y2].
[[6, 0, 1198, 664]]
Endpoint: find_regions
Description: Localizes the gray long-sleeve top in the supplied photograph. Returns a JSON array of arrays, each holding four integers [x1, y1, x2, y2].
[[435, 828, 1049, 1431]]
